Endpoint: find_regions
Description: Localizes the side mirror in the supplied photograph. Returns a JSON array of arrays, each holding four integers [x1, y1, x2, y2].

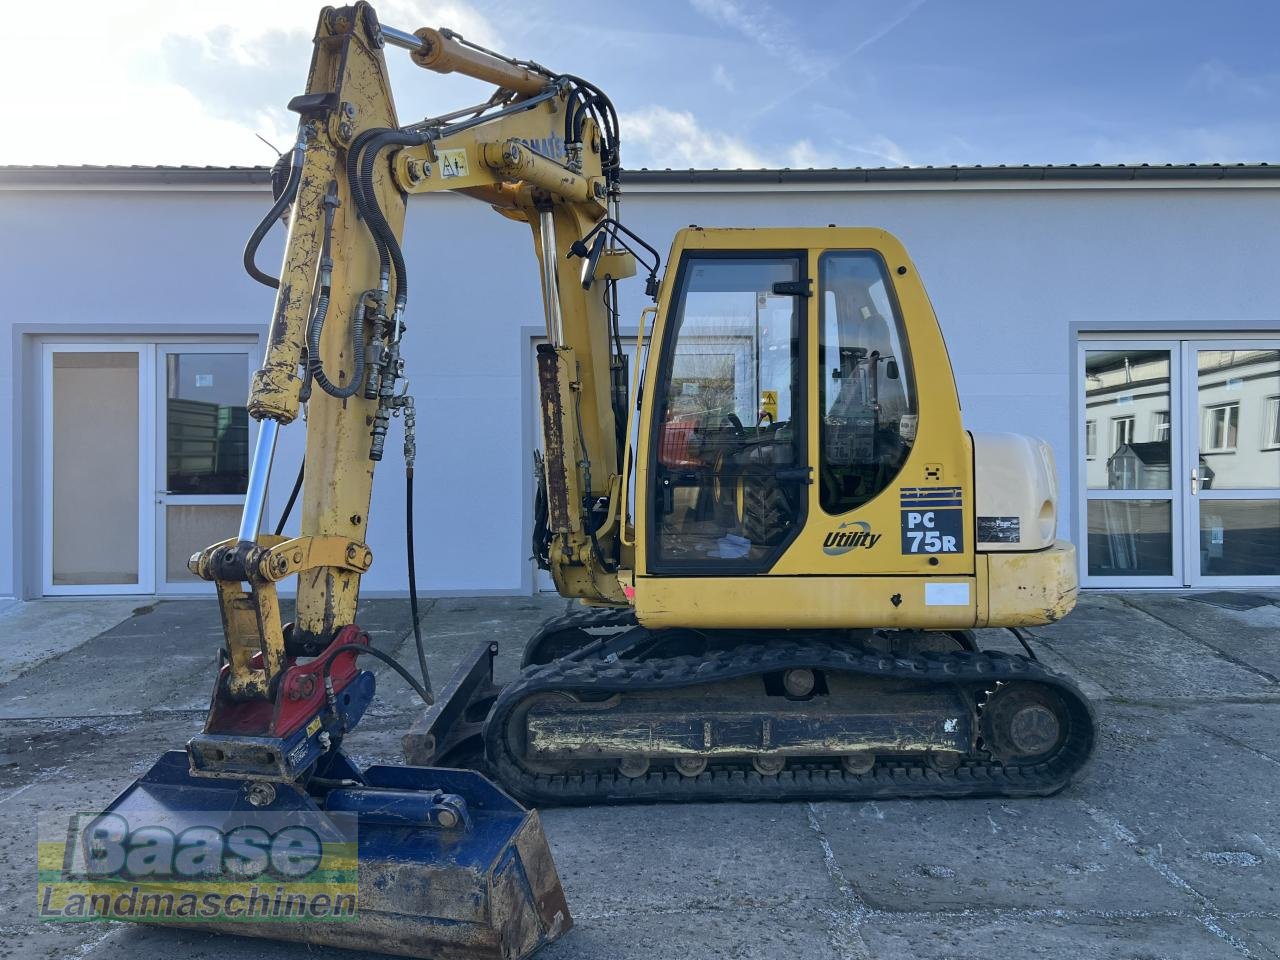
[[886, 359, 899, 380], [580, 232, 608, 289]]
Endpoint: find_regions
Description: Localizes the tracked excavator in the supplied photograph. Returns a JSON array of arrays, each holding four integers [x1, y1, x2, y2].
[[90, 4, 1095, 958]]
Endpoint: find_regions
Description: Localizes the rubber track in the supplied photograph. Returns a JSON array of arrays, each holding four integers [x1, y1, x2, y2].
[[485, 640, 1096, 806], [531, 606, 637, 639], [521, 607, 637, 667]]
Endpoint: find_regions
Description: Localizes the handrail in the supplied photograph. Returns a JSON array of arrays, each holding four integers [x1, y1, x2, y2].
[[619, 305, 656, 547]]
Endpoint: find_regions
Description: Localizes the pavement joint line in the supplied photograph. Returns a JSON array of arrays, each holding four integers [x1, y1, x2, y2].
[[1079, 802, 1258, 959], [0, 781, 36, 805], [1023, 632, 1116, 699], [1251, 833, 1280, 862], [1187, 720, 1280, 768], [1107, 695, 1280, 709], [1117, 596, 1280, 686], [804, 802, 874, 960], [71, 922, 121, 956]]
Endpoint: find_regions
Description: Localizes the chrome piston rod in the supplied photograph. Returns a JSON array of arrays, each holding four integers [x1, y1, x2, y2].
[[237, 418, 280, 542], [538, 209, 565, 345]]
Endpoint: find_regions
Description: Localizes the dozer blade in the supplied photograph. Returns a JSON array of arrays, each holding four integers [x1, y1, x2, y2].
[[87, 751, 571, 960]]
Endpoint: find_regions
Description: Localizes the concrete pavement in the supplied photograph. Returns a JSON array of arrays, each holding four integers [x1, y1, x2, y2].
[[2, 591, 1279, 959]]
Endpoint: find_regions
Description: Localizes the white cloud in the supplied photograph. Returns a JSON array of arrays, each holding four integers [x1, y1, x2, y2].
[[749, 0, 926, 119], [784, 140, 840, 168], [712, 63, 736, 93], [846, 134, 912, 167], [1188, 59, 1269, 101], [0, 0, 501, 166], [622, 105, 902, 170], [690, 0, 833, 78], [622, 106, 766, 168]]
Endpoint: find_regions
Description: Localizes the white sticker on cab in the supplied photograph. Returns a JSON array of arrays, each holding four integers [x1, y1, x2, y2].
[[925, 582, 970, 606]]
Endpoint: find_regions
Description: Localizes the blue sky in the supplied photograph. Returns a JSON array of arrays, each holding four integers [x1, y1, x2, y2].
[[7, 0, 1279, 168]]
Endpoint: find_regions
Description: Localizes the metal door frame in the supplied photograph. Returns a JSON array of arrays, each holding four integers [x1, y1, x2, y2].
[[40, 341, 155, 596], [1076, 338, 1185, 588], [1181, 338, 1280, 588]]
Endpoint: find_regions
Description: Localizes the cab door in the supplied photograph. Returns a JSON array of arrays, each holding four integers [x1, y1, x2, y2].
[[643, 250, 810, 575], [769, 244, 974, 579]]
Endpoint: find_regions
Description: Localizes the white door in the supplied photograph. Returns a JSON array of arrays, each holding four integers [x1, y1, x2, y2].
[[42, 343, 155, 595], [1078, 341, 1185, 587], [1183, 340, 1280, 586], [155, 346, 257, 594], [1078, 337, 1280, 588]]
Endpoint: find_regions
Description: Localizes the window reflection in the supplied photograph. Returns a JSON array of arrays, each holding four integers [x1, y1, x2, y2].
[[1195, 350, 1280, 490], [1085, 350, 1172, 491], [166, 354, 249, 495], [819, 252, 916, 515], [651, 256, 804, 567]]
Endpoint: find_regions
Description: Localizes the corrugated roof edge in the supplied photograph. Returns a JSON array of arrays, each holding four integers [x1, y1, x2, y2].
[[0, 162, 1277, 187]]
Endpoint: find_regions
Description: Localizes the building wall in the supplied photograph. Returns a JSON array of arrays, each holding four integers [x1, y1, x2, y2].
[[3, 180, 1279, 598]]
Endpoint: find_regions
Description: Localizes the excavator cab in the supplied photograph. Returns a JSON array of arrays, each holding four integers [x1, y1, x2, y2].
[[628, 226, 1077, 629]]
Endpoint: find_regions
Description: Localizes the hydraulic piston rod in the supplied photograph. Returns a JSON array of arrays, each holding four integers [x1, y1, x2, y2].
[[237, 418, 279, 542]]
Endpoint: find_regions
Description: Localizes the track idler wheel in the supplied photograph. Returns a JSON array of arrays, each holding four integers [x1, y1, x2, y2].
[[981, 683, 1069, 765], [674, 757, 707, 777], [841, 753, 876, 775], [752, 755, 785, 776]]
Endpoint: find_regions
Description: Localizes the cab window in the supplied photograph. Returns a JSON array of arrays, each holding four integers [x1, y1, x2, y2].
[[650, 253, 806, 570], [819, 251, 916, 515]]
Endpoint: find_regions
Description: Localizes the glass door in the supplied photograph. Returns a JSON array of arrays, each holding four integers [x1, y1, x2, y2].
[[1078, 341, 1184, 587], [155, 346, 255, 593], [42, 344, 153, 595], [1184, 341, 1280, 586]]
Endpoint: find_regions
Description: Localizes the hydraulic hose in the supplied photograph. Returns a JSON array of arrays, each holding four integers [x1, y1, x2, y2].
[[357, 130, 427, 317], [321, 642, 434, 707], [406, 468, 432, 700], [244, 136, 306, 289], [273, 462, 305, 536], [305, 184, 365, 399], [346, 127, 393, 288], [306, 285, 365, 398]]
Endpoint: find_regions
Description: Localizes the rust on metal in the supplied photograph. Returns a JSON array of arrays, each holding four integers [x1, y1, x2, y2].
[[536, 344, 572, 535]]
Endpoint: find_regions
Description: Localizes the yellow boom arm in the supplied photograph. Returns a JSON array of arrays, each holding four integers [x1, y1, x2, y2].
[[190, 2, 633, 700]]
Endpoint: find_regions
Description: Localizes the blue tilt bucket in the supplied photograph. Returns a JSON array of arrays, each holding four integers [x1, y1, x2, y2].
[[92, 751, 571, 960]]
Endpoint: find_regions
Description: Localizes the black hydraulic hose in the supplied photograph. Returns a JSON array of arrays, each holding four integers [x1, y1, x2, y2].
[[244, 139, 305, 289], [306, 284, 365, 398], [273, 462, 305, 536], [321, 642, 433, 707], [305, 186, 365, 399], [346, 127, 393, 286], [358, 130, 427, 312], [406, 468, 433, 701]]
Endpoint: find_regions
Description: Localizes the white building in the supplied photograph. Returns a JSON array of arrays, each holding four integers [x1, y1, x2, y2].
[[2, 162, 1278, 599]]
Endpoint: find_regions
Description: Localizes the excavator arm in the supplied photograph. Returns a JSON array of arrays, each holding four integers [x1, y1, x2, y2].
[[189, 2, 646, 702]]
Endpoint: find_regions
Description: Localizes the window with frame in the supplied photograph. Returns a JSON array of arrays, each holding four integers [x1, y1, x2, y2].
[[818, 251, 916, 515], [1085, 420, 1096, 458], [1265, 396, 1280, 449], [649, 253, 805, 570], [1152, 411, 1170, 443], [1112, 416, 1134, 452], [1204, 402, 1239, 452]]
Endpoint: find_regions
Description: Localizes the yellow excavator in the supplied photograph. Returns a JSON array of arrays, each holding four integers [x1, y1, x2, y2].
[[91, 5, 1095, 958]]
